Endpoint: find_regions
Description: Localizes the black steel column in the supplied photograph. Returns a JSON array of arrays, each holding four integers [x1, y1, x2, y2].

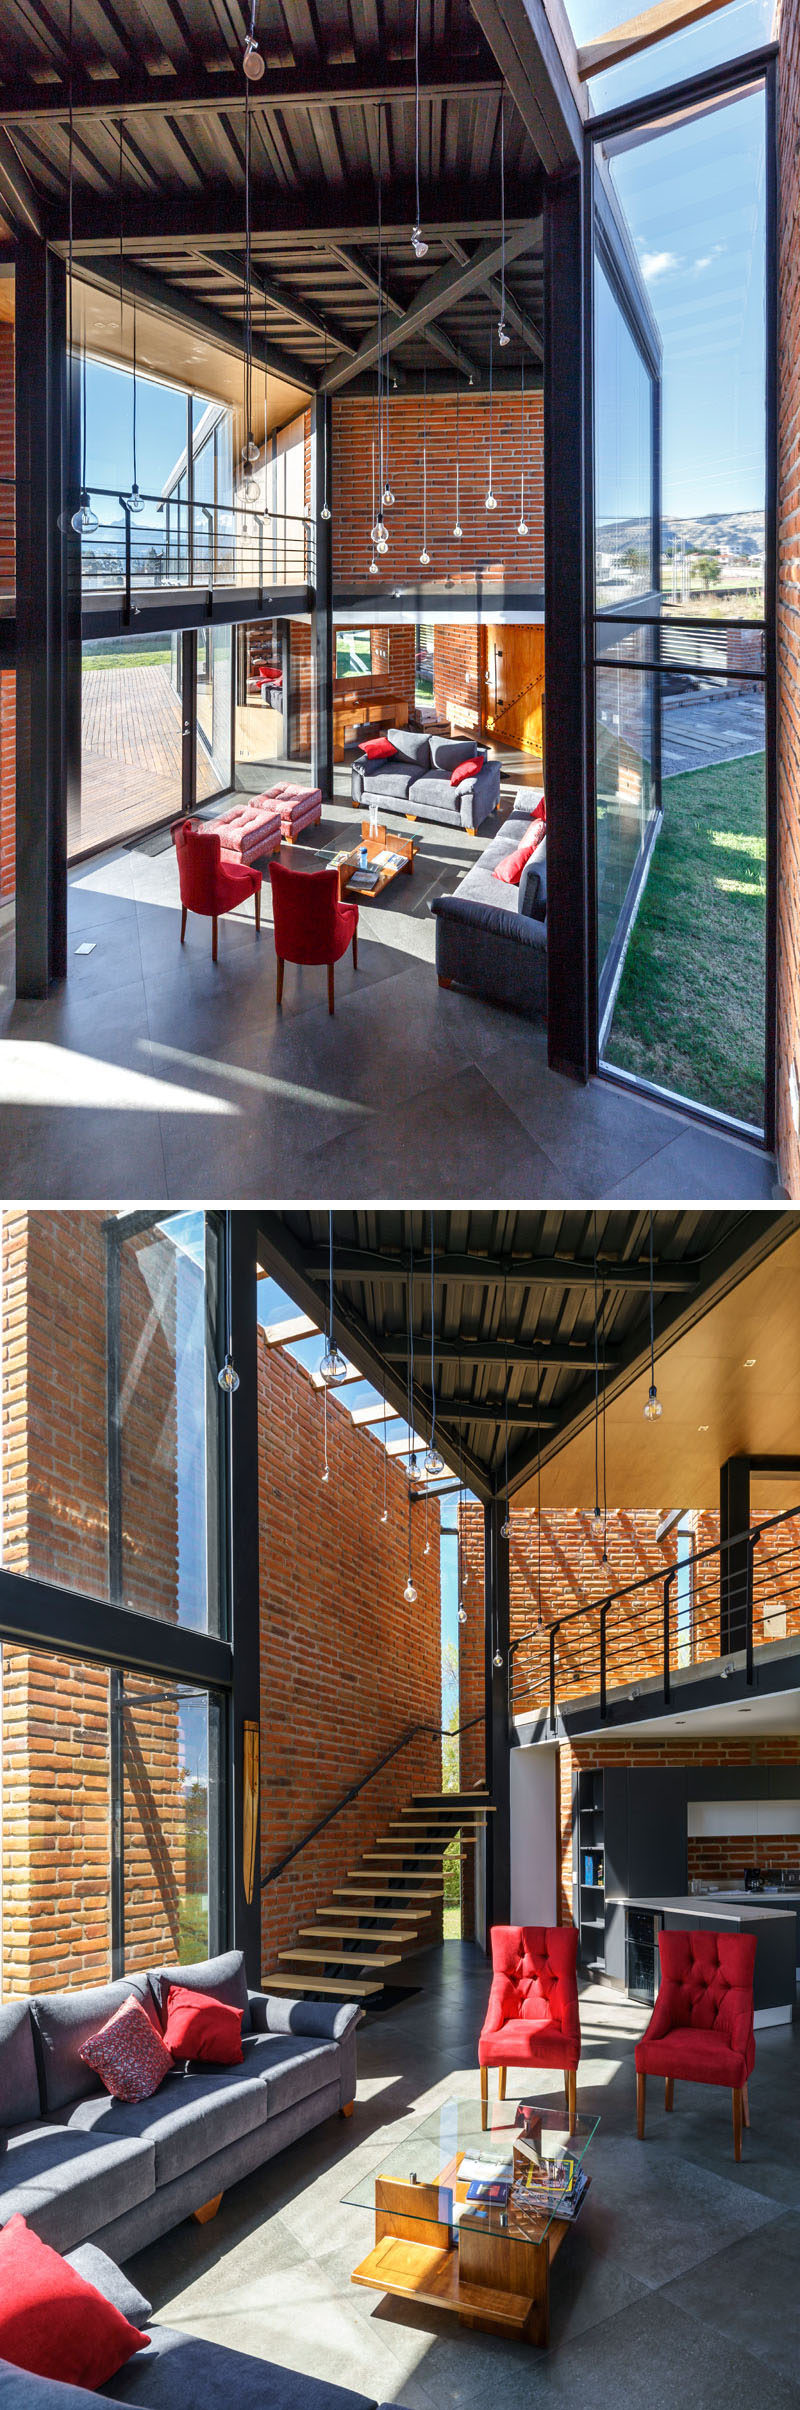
[[543, 167, 590, 1082], [310, 392, 333, 797], [15, 237, 76, 996], [720, 1456, 750, 1654], [228, 1212, 262, 1985], [484, 1499, 511, 1938]]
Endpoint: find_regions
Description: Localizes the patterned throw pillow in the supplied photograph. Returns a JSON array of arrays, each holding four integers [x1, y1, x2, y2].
[[79, 1994, 173, 2103]]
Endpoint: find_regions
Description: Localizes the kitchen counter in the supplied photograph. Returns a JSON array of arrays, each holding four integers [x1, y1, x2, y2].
[[613, 1894, 797, 2025]]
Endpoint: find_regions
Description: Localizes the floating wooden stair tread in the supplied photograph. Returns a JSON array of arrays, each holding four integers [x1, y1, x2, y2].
[[300, 1925, 414, 1946], [262, 1971, 383, 1998], [279, 1948, 401, 1969], [336, 1883, 444, 1900], [329, 1893, 422, 1915]]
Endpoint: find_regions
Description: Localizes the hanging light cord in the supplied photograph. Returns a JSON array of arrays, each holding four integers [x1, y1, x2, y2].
[[488, 329, 493, 489], [537, 1355, 543, 1628], [377, 104, 384, 510], [244, 84, 252, 450], [520, 352, 525, 520], [499, 93, 506, 326], [422, 362, 427, 548], [593, 1217, 600, 1522], [601, 1276, 608, 1560], [455, 378, 460, 524], [649, 1212, 656, 1387], [67, 0, 74, 509], [503, 1271, 510, 1520], [415, 0, 422, 234], [407, 1230, 415, 1470], [328, 1210, 335, 1354], [429, 1212, 437, 1455]]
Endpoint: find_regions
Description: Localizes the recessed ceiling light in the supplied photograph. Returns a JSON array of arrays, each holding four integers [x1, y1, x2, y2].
[[675, 1718, 685, 1726], [743, 1357, 756, 1368], [698, 1423, 709, 1432], [737, 1706, 752, 1713]]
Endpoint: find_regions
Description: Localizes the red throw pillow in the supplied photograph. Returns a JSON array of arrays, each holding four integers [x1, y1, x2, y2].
[[450, 755, 484, 787], [531, 794, 546, 824], [361, 736, 397, 759], [163, 1984, 244, 2066], [0, 2216, 150, 2387], [79, 1993, 173, 2103], [493, 825, 546, 886]]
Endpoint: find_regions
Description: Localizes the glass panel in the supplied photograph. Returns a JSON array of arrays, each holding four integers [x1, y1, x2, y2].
[[119, 1676, 221, 1974], [600, 671, 766, 1127], [77, 632, 183, 854], [594, 254, 655, 608], [596, 660, 657, 1003], [335, 629, 373, 677], [234, 619, 286, 787], [344, 2098, 599, 2249], [416, 621, 434, 706], [0, 1209, 223, 1631], [197, 625, 232, 799], [572, 0, 770, 116], [600, 85, 766, 620]]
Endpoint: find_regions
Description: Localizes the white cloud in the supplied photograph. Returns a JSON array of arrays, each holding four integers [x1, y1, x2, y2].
[[694, 243, 726, 272], [641, 249, 678, 282]]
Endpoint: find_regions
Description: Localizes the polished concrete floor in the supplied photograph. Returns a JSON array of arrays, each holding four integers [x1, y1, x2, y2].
[[0, 786, 776, 1201], [127, 1941, 800, 2410]]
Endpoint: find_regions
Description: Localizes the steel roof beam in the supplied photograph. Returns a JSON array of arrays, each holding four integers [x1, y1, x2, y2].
[[321, 220, 541, 393], [0, 56, 504, 129]]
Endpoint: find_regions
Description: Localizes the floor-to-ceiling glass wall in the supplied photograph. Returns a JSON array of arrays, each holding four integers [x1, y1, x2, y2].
[[589, 67, 772, 1135]]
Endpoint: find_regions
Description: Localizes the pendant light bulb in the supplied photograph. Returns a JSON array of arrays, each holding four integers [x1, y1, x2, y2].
[[71, 491, 98, 535], [376, 529, 389, 555], [419, 545, 430, 566], [368, 555, 379, 575], [501, 1516, 511, 1540], [424, 1444, 444, 1477], [643, 1383, 663, 1421], [404, 1577, 418, 1605], [517, 517, 529, 537], [243, 34, 265, 77], [453, 520, 463, 540], [497, 319, 510, 347], [127, 481, 145, 515], [218, 1353, 239, 1395], [458, 1603, 467, 1625], [380, 1507, 388, 1524], [424, 1537, 431, 1555], [242, 435, 259, 465], [493, 1648, 504, 1669], [320, 501, 332, 522], [320, 1464, 330, 1485], [411, 225, 428, 259], [243, 475, 260, 504], [319, 1344, 348, 1387], [485, 489, 498, 512], [382, 484, 395, 507]]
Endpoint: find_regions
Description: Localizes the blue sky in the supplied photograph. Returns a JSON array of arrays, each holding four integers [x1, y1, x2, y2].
[[85, 358, 190, 504]]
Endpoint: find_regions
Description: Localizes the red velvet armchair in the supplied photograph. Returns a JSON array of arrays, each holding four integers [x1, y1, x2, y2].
[[269, 860, 358, 1016], [635, 1929, 756, 2161], [171, 817, 261, 962], [478, 1925, 581, 2133]]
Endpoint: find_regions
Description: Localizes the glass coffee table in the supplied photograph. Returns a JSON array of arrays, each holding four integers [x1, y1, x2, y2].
[[315, 821, 420, 900], [345, 2096, 598, 2349]]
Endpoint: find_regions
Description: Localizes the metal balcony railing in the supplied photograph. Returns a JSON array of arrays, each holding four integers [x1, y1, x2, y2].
[[80, 488, 314, 610], [511, 1503, 800, 1730]]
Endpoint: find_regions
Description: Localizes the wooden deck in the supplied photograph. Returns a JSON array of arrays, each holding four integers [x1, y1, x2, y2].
[[75, 661, 218, 854]]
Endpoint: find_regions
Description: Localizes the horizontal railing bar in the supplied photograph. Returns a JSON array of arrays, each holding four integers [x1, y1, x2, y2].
[[261, 1713, 485, 1890]]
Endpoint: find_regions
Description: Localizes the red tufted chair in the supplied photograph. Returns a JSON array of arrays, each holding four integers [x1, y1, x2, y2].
[[171, 817, 261, 962], [478, 1925, 581, 2134], [269, 859, 358, 1016], [635, 1929, 756, 2161]]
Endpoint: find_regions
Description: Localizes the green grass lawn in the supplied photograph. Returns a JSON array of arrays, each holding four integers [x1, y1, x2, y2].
[[606, 751, 766, 1129], [83, 649, 171, 671]]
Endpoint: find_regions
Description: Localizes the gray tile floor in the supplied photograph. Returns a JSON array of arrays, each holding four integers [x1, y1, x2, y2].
[[0, 788, 776, 1202], [127, 1942, 800, 2410]]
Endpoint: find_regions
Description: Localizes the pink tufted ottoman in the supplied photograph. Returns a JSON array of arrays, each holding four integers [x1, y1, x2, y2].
[[262, 783, 323, 843], [213, 797, 283, 866]]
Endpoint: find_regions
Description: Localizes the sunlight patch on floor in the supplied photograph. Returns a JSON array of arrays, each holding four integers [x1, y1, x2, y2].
[[0, 1042, 236, 1114]]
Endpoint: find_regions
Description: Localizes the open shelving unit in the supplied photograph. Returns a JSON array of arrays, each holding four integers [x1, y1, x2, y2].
[[576, 1770, 605, 1975]]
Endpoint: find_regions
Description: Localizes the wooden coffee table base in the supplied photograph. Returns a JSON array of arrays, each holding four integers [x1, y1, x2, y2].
[[351, 2163, 583, 2348]]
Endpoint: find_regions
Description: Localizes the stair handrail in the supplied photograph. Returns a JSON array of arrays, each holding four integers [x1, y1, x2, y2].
[[511, 1498, 800, 1725], [260, 1714, 485, 1890]]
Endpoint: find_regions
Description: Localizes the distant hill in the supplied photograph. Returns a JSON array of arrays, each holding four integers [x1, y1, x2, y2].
[[600, 510, 764, 558]]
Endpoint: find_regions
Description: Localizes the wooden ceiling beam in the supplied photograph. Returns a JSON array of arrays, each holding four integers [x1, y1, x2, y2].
[[576, 0, 737, 79], [0, 55, 503, 129]]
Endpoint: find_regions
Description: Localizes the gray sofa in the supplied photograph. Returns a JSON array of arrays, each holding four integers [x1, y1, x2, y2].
[[431, 802, 547, 1018], [0, 1950, 359, 2267], [0, 2240, 406, 2410], [351, 727, 500, 835]]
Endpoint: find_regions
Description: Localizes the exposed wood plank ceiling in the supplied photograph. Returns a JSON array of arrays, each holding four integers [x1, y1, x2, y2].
[[0, 0, 548, 397], [255, 1211, 792, 1503]]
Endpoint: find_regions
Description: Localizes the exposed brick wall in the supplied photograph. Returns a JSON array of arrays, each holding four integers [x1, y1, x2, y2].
[[289, 617, 312, 758], [433, 624, 484, 733], [688, 1832, 800, 1884], [0, 670, 14, 905], [0, 315, 14, 904], [332, 392, 544, 586], [258, 1333, 442, 1969], [777, 0, 800, 1194], [0, 1213, 189, 1994]]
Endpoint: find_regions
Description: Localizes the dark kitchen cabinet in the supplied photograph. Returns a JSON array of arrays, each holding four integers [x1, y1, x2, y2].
[[574, 1766, 687, 1984]]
